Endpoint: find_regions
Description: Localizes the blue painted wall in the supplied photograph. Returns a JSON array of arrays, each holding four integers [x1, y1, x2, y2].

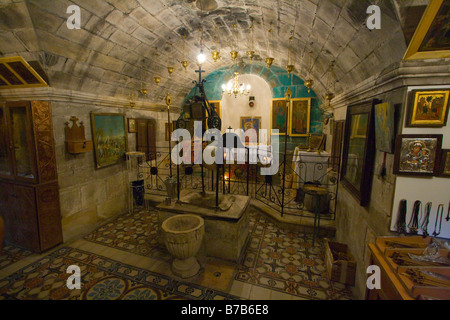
[[183, 63, 324, 151]]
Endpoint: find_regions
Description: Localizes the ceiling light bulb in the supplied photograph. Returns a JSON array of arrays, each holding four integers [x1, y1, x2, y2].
[[197, 51, 206, 65]]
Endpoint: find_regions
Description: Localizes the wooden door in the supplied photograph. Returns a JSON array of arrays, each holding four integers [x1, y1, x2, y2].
[[136, 119, 148, 156], [3, 183, 40, 251], [136, 119, 156, 161]]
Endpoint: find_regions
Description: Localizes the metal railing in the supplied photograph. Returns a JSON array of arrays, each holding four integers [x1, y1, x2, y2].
[[137, 147, 341, 220]]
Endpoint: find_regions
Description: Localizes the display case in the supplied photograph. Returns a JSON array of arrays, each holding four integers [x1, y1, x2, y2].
[[0, 100, 62, 252], [368, 236, 450, 300]]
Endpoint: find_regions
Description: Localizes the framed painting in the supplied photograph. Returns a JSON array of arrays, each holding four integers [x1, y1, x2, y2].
[[289, 98, 311, 137], [241, 117, 261, 145], [393, 134, 443, 176], [91, 113, 128, 169], [128, 118, 137, 133], [374, 102, 395, 153], [207, 100, 222, 131], [404, 0, 450, 60], [271, 99, 288, 135], [341, 99, 380, 207], [438, 149, 450, 177], [209, 100, 222, 119], [406, 89, 450, 127]]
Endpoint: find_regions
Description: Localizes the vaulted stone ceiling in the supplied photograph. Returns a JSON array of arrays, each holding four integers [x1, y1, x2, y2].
[[0, 0, 427, 107]]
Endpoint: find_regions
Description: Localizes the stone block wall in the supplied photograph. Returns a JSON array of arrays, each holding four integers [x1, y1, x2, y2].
[[334, 87, 406, 300], [52, 100, 177, 242]]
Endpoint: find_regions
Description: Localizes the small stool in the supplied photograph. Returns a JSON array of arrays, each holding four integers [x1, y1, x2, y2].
[[302, 185, 328, 246]]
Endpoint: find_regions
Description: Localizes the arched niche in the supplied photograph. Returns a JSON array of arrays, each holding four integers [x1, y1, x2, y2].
[[183, 63, 325, 140]]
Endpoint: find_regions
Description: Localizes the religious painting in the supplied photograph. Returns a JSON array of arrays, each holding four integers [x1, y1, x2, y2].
[[438, 149, 450, 177], [374, 102, 395, 153], [207, 100, 222, 131], [91, 113, 128, 169], [271, 99, 288, 135], [406, 90, 449, 127], [341, 99, 379, 207], [393, 134, 443, 176], [241, 117, 261, 145], [404, 0, 450, 60], [128, 118, 137, 133], [289, 98, 311, 137]]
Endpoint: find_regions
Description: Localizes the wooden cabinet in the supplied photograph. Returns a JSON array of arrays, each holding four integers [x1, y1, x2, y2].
[[0, 101, 62, 252]]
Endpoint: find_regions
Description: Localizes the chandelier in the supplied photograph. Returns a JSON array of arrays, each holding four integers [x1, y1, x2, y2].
[[222, 72, 251, 98]]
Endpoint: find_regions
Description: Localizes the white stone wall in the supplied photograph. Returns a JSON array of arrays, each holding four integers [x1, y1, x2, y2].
[[52, 100, 177, 242], [334, 87, 405, 300]]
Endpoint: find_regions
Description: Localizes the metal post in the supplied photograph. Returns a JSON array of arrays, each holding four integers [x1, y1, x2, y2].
[[281, 88, 291, 217], [166, 94, 173, 178], [246, 148, 250, 196], [216, 163, 219, 207]]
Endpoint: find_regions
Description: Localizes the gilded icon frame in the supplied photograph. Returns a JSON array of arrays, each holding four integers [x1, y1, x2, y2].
[[270, 98, 289, 136], [403, 0, 450, 60], [406, 89, 450, 127], [289, 98, 311, 137]]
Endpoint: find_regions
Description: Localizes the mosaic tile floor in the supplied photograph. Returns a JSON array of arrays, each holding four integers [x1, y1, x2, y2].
[[0, 247, 238, 300], [81, 207, 352, 300], [0, 243, 34, 271], [0, 206, 353, 300], [236, 210, 352, 300]]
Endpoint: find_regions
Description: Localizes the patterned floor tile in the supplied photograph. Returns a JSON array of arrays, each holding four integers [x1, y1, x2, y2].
[[235, 209, 353, 300], [0, 243, 34, 271], [81, 207, 354, 300], [0, 247, 239, 301]]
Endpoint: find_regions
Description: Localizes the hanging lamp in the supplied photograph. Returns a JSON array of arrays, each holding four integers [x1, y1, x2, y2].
[[230, 24, 239, 62], [222, 72, 251, 98], [247, 24, 255, 62], [286, 31, 295, 74], [181, 35, 189, 72], [265, 28, 274, 69], [305, 49, 314, 93]]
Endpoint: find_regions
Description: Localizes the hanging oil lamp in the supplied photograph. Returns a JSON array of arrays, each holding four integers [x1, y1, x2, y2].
[[230, 50, 239, 62], [325, 62, 336, 106], [211, 50, 221, 62], [140, 82, 148, 96], [230, 24, 239, 63], [305, 50, 314, 93], [286, 32, 295, 74], [167, 66, 174, 76], [247, 24, 255, 62], [265, 28, 274, 69], [181, 35, 189, 72], [154, 76, 161, 86]]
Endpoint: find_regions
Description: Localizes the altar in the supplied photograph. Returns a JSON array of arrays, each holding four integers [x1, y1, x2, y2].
[[291, 148, 330, 189]]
